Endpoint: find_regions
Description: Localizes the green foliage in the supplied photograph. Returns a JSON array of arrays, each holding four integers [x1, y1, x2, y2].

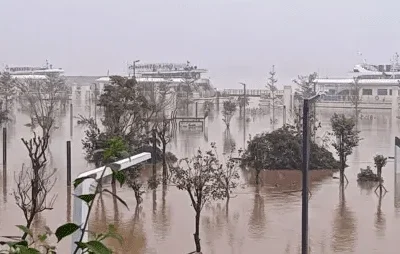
[[1, 159, 128, 253], [0, 72, 17, 123], [293, 72, 317, 99], [213, 143, 240, 200], [203, 100, 214, 112], [242, 125, 339, 171], [357, 166, 380, 182], [126, 167, 145, 205], [267, 65, 278, 92], [330, 113, 361, 184], [222, 99, 237, 128], [374, 154, 387, 180], [55, 223, 80, 242], [374, 155, 387, 170], [81, 76, 152, 166], [171, 144, 238, 253], [330, 113, 361, 164], [171, 144, 233, 211], [237, 95, 249, 110], [103, 137, 128, 163]]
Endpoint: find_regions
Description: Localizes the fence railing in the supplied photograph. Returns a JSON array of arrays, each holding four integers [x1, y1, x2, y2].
[[71, 152, 151, 253]]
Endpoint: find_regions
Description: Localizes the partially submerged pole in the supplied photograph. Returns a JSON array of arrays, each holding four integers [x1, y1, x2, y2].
[[2, 127, 6, 172], [152, 129, 157, 179], [283, 105, 286, 125], [70, 103, 73, 137], [301, 99, 310, 254], [66, 141, 71, 187], [195, 102, 198, 118]]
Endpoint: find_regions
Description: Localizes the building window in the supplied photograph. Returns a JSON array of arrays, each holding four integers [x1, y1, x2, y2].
[[362, 89, 373, 95], [390, 89, 392, 95], [377, 89, 388, 96]]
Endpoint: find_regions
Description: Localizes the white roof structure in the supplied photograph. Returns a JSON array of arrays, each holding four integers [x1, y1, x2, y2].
[[11, 75, 48, 80], [316, 78, 400, 85], [96, 76, 188, 83]]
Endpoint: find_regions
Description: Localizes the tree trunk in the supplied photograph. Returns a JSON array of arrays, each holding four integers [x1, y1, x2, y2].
[[162, 143, 167, 185], [22, 216, 34, 240], [225, 179, 230, 201], [255, 169, 260, 185], [194, 210, 201, 252], [377, 166, 382, 181], [152, 129, 157, 180], [187, 90, 190, 116], [339, 169, 344, 185], [134, 190, 142, 205], [339, 155, 345, 185]]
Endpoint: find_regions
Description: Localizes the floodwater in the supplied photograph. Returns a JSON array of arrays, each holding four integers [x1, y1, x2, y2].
[[0, 96, 400, 254]]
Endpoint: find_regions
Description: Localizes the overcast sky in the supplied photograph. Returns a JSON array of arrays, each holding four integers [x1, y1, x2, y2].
[[1, 0, 400, 89]]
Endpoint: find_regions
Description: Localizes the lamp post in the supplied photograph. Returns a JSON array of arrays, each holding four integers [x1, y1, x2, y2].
[[132, 59, 140, 78], [301, 93, 320, 254], [239, 82, 246, 148]]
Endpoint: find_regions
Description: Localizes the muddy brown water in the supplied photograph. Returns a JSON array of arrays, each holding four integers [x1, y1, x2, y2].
[[0, 99, 399, 253]]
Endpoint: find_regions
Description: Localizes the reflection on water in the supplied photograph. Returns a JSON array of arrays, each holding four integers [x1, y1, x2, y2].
[[155, 186, 171, 241], [66, 186, 71, 222], [248, 186, 266, 240], [375, 191, 386, 238], [3, 100, 400, 253], [357, 181, 377, 196], [2, 169, 7, 204], [223, 129, 235, 154], [331, 185, 357, 253]]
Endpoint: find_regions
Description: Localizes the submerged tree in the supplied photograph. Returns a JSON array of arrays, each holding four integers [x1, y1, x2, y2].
[[350, 77, 362, 121], [81, 76, 151, 166], [15, 133, 57, 239], [156, 116, 173, 185], [12, 75, 67, 240], [126, 166, 145, 205], [171, 145, 233, 253], [0, 72, 17, 123], [214, 143, 240, 202], [243, 125, 339, 185], [267, 65, 278, 128], [237, 95, 249, 117], [203, 100, 214, 114], [18, 75, 68, 136], [179, 64, 199, 115], [330, 113, 361, 185], [222, 99, 237, 129], [374, 154, 388, 193]]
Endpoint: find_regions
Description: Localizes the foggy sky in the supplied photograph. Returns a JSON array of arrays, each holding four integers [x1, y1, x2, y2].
[[1, 0, 400, 89]]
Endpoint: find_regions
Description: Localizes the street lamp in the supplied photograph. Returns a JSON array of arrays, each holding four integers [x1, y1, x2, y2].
[[239, 82, 246, 148], [132, 59, 140, 78], [301, 93, 321, 254]]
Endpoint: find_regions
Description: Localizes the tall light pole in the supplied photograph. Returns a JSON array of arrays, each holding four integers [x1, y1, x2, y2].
[[301, 93, 320, 254], [132, 59, 140, 78], [239, 82, 246, 148]]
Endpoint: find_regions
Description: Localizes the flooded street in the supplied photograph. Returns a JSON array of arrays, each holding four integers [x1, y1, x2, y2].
[[0, 98, 399, 254]]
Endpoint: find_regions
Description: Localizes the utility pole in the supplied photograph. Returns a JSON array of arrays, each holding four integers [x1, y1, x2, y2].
[[301, 94, 320, 254], [240, 82, 247, 148], [132, 59, 140, 78]]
